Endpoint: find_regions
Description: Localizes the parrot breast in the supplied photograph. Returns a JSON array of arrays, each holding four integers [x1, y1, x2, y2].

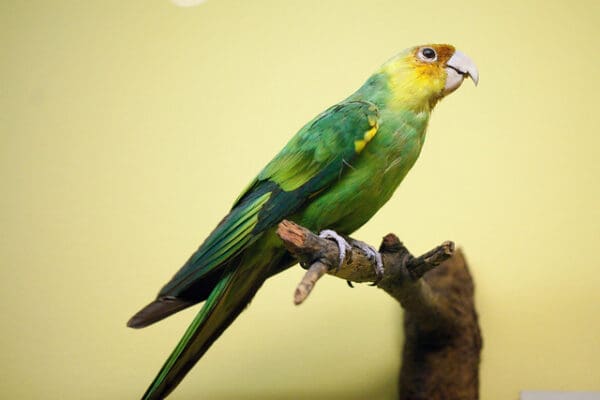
[[294, 109, 429, 234]]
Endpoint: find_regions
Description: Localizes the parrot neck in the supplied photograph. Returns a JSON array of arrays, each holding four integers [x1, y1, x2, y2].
[[351, 64, 443, 113]]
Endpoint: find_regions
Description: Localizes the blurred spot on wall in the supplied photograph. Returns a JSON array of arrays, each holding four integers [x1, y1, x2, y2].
[[171, 0, 207, 7]]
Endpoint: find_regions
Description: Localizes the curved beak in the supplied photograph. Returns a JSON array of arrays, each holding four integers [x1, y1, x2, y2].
[[443, 50, 479, 95]]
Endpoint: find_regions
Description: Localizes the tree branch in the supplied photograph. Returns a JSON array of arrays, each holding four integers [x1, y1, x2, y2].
[[276, 220, 454, 325], [276, 219, 482, 400]]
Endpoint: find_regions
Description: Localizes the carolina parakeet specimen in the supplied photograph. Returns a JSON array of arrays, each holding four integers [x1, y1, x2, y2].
[[129, 43, 478, 399]]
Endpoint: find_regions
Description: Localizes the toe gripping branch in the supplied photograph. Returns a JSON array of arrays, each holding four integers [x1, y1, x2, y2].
[[276, 220, 454, 306]]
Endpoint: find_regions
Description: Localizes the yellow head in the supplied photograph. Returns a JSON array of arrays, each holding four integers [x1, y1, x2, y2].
[[381, 44, 478, 112]]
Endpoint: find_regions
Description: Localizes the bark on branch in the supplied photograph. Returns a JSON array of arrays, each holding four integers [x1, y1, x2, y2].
[[276, 220, 482, 400]]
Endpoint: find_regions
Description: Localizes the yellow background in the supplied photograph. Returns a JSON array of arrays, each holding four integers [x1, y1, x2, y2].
[[2, 1, 599, 398]]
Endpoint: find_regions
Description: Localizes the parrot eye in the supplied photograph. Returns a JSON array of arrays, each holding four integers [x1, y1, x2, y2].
[[419, 47, 437, 62]]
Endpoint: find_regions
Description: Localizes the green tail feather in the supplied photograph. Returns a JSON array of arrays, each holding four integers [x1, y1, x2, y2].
[[142, 271, 234, 400], [141, 252, 273, 400]]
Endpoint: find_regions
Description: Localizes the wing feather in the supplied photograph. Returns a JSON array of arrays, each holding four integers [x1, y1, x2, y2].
[[130, 100, 381, 327]]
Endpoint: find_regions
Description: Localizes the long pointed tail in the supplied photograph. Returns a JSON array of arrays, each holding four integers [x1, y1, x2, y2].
[[141, 262, 268, 400]]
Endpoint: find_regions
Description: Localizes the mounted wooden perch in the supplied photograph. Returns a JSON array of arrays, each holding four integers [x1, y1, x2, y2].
[[276, 220, 482, 400]]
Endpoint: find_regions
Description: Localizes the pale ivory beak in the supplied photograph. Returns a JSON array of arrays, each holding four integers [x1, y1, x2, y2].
[[444, 50, 479, 95]]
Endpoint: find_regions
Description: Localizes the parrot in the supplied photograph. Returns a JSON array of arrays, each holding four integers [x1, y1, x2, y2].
[[128, 43, 478, 399]]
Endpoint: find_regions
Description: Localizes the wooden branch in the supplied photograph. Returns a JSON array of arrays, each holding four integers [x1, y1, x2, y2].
[[276, 220, 453, 313], [276, 220, 482, 400]]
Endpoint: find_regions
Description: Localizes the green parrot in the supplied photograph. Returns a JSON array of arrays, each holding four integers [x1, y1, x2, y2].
[[129, 43, 478, 399]]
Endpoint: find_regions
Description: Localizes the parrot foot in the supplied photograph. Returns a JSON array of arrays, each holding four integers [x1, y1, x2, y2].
[[353, 241, 384, 284], [319, 229, 351, 269]]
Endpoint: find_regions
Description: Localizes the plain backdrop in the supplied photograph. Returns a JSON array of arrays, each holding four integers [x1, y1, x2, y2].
[[2, 0, 599, 398]]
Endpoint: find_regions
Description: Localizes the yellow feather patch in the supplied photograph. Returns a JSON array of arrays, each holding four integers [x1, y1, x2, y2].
[[354, 122, 378, 154], [364, 125, 377, 142], [354, 140, 366, 153], [380, 48, 449, 112]]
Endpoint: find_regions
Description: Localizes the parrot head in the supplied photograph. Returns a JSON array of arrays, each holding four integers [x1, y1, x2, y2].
[[380, 44, 478, 111]]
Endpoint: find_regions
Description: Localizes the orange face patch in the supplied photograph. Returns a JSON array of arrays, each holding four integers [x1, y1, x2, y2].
[[422, 44, 455, 65], [409, 44, 455, 79]]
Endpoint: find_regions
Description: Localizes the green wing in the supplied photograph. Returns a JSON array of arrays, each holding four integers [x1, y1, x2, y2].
[[257, 100, 379, 192], [128, 100, 380, 328], [237, 99, 380, 232]]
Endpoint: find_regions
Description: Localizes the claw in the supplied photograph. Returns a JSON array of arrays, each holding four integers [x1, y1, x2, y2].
[[353, 241, 384, 284], [319, 229, 351, 268]]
